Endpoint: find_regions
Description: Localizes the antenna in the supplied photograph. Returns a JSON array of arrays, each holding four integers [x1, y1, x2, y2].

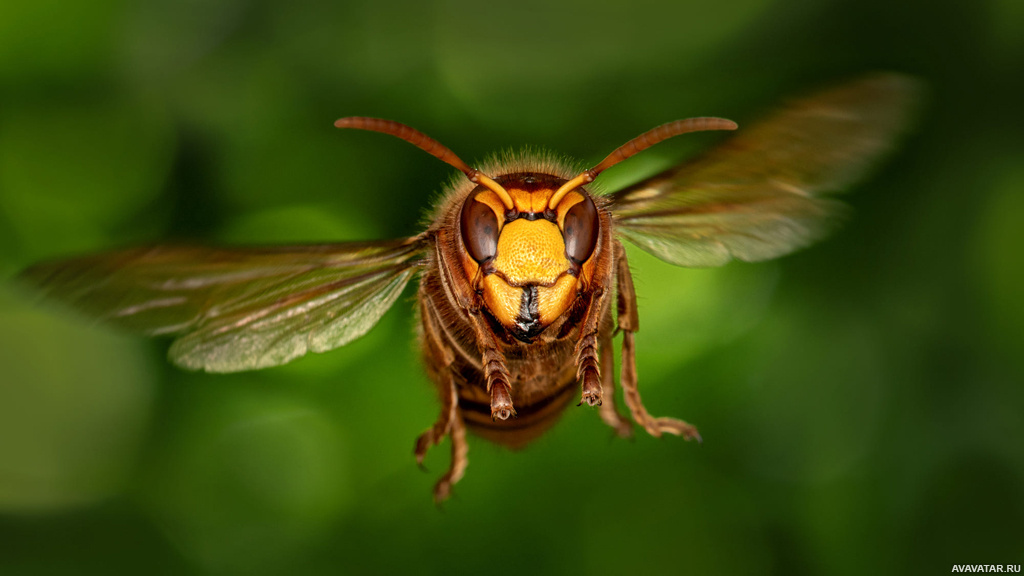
[[335, 117, 515, 210], [548, 117, 738, 210]]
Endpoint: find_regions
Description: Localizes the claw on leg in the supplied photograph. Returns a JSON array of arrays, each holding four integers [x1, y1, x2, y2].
[[490, 380, 516, 420], [579, 365, 603, 407], [415, 425, 445, 471], [471, 318, 515, 421], [414, 434, 433, 471], [575, 328, 604, 407]]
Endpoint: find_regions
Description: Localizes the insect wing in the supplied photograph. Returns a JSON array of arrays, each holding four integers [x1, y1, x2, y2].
[[21, 238, 427, 372], [609, 73, 920, 267]]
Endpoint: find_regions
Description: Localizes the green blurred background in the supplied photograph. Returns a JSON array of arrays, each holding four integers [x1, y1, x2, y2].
[[1, 0, 1022, 574]]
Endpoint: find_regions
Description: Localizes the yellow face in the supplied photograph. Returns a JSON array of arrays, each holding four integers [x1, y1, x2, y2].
[[459, 174, 600, 342]]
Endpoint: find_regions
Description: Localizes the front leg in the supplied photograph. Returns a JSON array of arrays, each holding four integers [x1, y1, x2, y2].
[[467, 311, 516, 420], [434, 235, 515, 420], [615, 241, 701, 441], [575, 286, 608, 407]]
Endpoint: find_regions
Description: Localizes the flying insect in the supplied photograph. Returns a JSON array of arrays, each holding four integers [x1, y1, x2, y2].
[[21, 74, 918, 501]]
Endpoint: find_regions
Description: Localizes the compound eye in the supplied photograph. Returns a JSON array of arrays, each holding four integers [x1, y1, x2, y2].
[[460, 192, 500, 264], [563, 193, 599, 265]]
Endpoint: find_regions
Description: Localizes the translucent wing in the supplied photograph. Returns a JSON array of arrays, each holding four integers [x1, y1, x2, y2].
[[22, 237, 427, 372], [609, 73, 921, 267]]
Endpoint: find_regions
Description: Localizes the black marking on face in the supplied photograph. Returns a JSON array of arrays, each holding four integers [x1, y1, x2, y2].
[[512, 285, 545, 343], [505, 209, 558, 224], [495, 172, 565, 193]]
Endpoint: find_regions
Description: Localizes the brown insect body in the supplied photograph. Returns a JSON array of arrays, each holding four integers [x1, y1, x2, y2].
[[419, 164, 618, 448], [19, 74, 919, 502]]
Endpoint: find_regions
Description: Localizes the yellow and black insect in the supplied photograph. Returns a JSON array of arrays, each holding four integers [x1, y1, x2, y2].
[[21, 74, 917, 501]]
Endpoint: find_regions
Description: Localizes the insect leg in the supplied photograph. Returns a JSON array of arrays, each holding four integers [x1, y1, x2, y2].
[[433, 409, 468, 503], [414, 372, 458, 468], [574, 286, 608, 407], [415, 298, 469, 482], [467, 313, 516, 420], [599, 326, 633, 437], [432, 233, 515, 420], [615, 240, 701, 441]]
